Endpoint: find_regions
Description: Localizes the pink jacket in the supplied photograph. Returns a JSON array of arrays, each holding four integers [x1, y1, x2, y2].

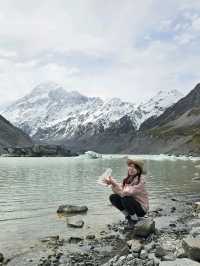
[[111, 175, 149, 212]]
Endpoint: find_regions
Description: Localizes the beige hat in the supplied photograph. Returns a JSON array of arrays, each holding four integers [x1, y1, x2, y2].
[[127, 159, 145, 174]]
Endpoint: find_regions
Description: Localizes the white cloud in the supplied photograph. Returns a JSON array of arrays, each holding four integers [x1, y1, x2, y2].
[[0, 0, 200, 106]]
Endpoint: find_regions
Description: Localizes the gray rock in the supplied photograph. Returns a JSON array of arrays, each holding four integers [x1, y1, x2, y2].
[[182, 237, 200, 262], [116, 255, 126, 265], [134, 218, 156, 237], [155, 245, 169, 258], [193, 202, 200, 217], [148, 253, 160, 266], [144, 242, 156, 252], [140, 249, 148, 259], [67, 218, 84, 228], [160, 258, 200, 265], [57, 204, 88, 214], [126, 254, 134, 261], [126, 239, 143, 252], [146, 259, 154, 266], [162, 254, 177, 261]]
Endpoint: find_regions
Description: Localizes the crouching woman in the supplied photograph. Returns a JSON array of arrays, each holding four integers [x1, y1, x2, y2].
[[105, 159, 149, 229]]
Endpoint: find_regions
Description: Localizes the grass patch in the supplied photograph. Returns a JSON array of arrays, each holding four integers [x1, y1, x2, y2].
[[192, 133, 200, 145], [146, 126, 200, 139]]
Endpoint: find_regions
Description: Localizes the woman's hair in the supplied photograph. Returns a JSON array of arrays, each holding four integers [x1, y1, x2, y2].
[[122, 164, 142, 187]]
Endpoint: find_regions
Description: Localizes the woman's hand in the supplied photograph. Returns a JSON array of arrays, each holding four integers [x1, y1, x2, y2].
[[103, 176, 114, 186]]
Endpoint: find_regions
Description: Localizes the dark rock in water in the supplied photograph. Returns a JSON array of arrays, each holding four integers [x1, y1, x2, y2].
[[171, 198, 178, 201], [67, 217, 84, 228], [171, 207, 176, 213], [57, 204, 88, 214], [134, 218, 156, 237], [160, 258, 200, 265], [182, 237, 200, 262], [67, 236, 84, 244], [0, 252, 4, 263], [86, 234, 96, 240]]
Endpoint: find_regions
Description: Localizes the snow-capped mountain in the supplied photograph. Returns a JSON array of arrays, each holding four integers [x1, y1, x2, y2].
[[136, 89, 184, 126], [1, 82, 183, 142]]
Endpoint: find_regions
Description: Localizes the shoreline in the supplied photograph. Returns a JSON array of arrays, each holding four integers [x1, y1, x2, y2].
[[1, 197, 200, 266]]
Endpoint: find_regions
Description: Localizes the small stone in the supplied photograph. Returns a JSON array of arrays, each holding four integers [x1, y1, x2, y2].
[[67, 218, 84, 228], [132, 252, 139, 258], [146, 259, 154, 266], [117, 255, 126, 265], [140, 249, 148, 259], [193, 202, 200, 217], [155, 245, 168, 258], [127, 239, 143, 252], [126, 254, 134, 261]]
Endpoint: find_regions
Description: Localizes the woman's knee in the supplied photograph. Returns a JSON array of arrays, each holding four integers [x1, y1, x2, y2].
[[109, 193, 121, 204]]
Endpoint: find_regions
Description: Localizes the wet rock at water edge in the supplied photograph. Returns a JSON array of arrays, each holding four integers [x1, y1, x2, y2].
[[134, 218, 156, 237], [67, 217, 84, 228], [57, 204, 88, 214], [67, 236, 84, 244]]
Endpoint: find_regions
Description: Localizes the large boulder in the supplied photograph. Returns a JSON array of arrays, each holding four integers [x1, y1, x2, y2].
[[57, 204, 88, 214], [160, 258, 200, 265], [182, 237, 200, 262], [134, 218, 156, 237]]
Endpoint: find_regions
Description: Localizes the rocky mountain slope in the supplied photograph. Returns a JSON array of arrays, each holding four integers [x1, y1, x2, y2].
[[0, 115, 32, 152], [126, 83, 200, 155], [1, 82, 183, 148]]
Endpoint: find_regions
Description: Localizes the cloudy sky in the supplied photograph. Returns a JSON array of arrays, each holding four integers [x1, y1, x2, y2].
[[0, 0, 200, 106]]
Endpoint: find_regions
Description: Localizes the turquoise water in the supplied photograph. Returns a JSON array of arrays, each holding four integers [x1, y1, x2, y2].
[[0, 155, 200, 256]]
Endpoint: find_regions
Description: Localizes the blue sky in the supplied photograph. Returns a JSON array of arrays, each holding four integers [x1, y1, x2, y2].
[[0, 0, 200, 105]]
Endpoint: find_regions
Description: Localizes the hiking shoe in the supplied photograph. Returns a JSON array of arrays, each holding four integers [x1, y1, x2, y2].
[[124, 218, 138, 230]]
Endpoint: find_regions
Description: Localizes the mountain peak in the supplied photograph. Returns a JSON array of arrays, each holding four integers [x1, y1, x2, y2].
[[30, 81, 62, 95]]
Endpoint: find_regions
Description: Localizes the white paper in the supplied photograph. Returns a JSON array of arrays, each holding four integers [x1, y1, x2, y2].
[[97, 168, 112, 186]]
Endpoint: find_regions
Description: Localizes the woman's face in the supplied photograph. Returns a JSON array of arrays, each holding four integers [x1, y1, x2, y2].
[[128, 163, 138, 176]]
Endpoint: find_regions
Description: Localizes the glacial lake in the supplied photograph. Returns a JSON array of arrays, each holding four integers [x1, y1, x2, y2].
[[0, 155, 200, 257]]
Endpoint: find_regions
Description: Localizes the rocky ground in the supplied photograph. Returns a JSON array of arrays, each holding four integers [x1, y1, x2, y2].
[[0, 199, 200, 266]]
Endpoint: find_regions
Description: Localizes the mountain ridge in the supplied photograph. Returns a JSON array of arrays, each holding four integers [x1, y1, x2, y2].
[[1, 82, 183, 145]]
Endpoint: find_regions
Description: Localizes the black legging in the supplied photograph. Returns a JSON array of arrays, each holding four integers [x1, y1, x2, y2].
[[109, 193, 146, 217]]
